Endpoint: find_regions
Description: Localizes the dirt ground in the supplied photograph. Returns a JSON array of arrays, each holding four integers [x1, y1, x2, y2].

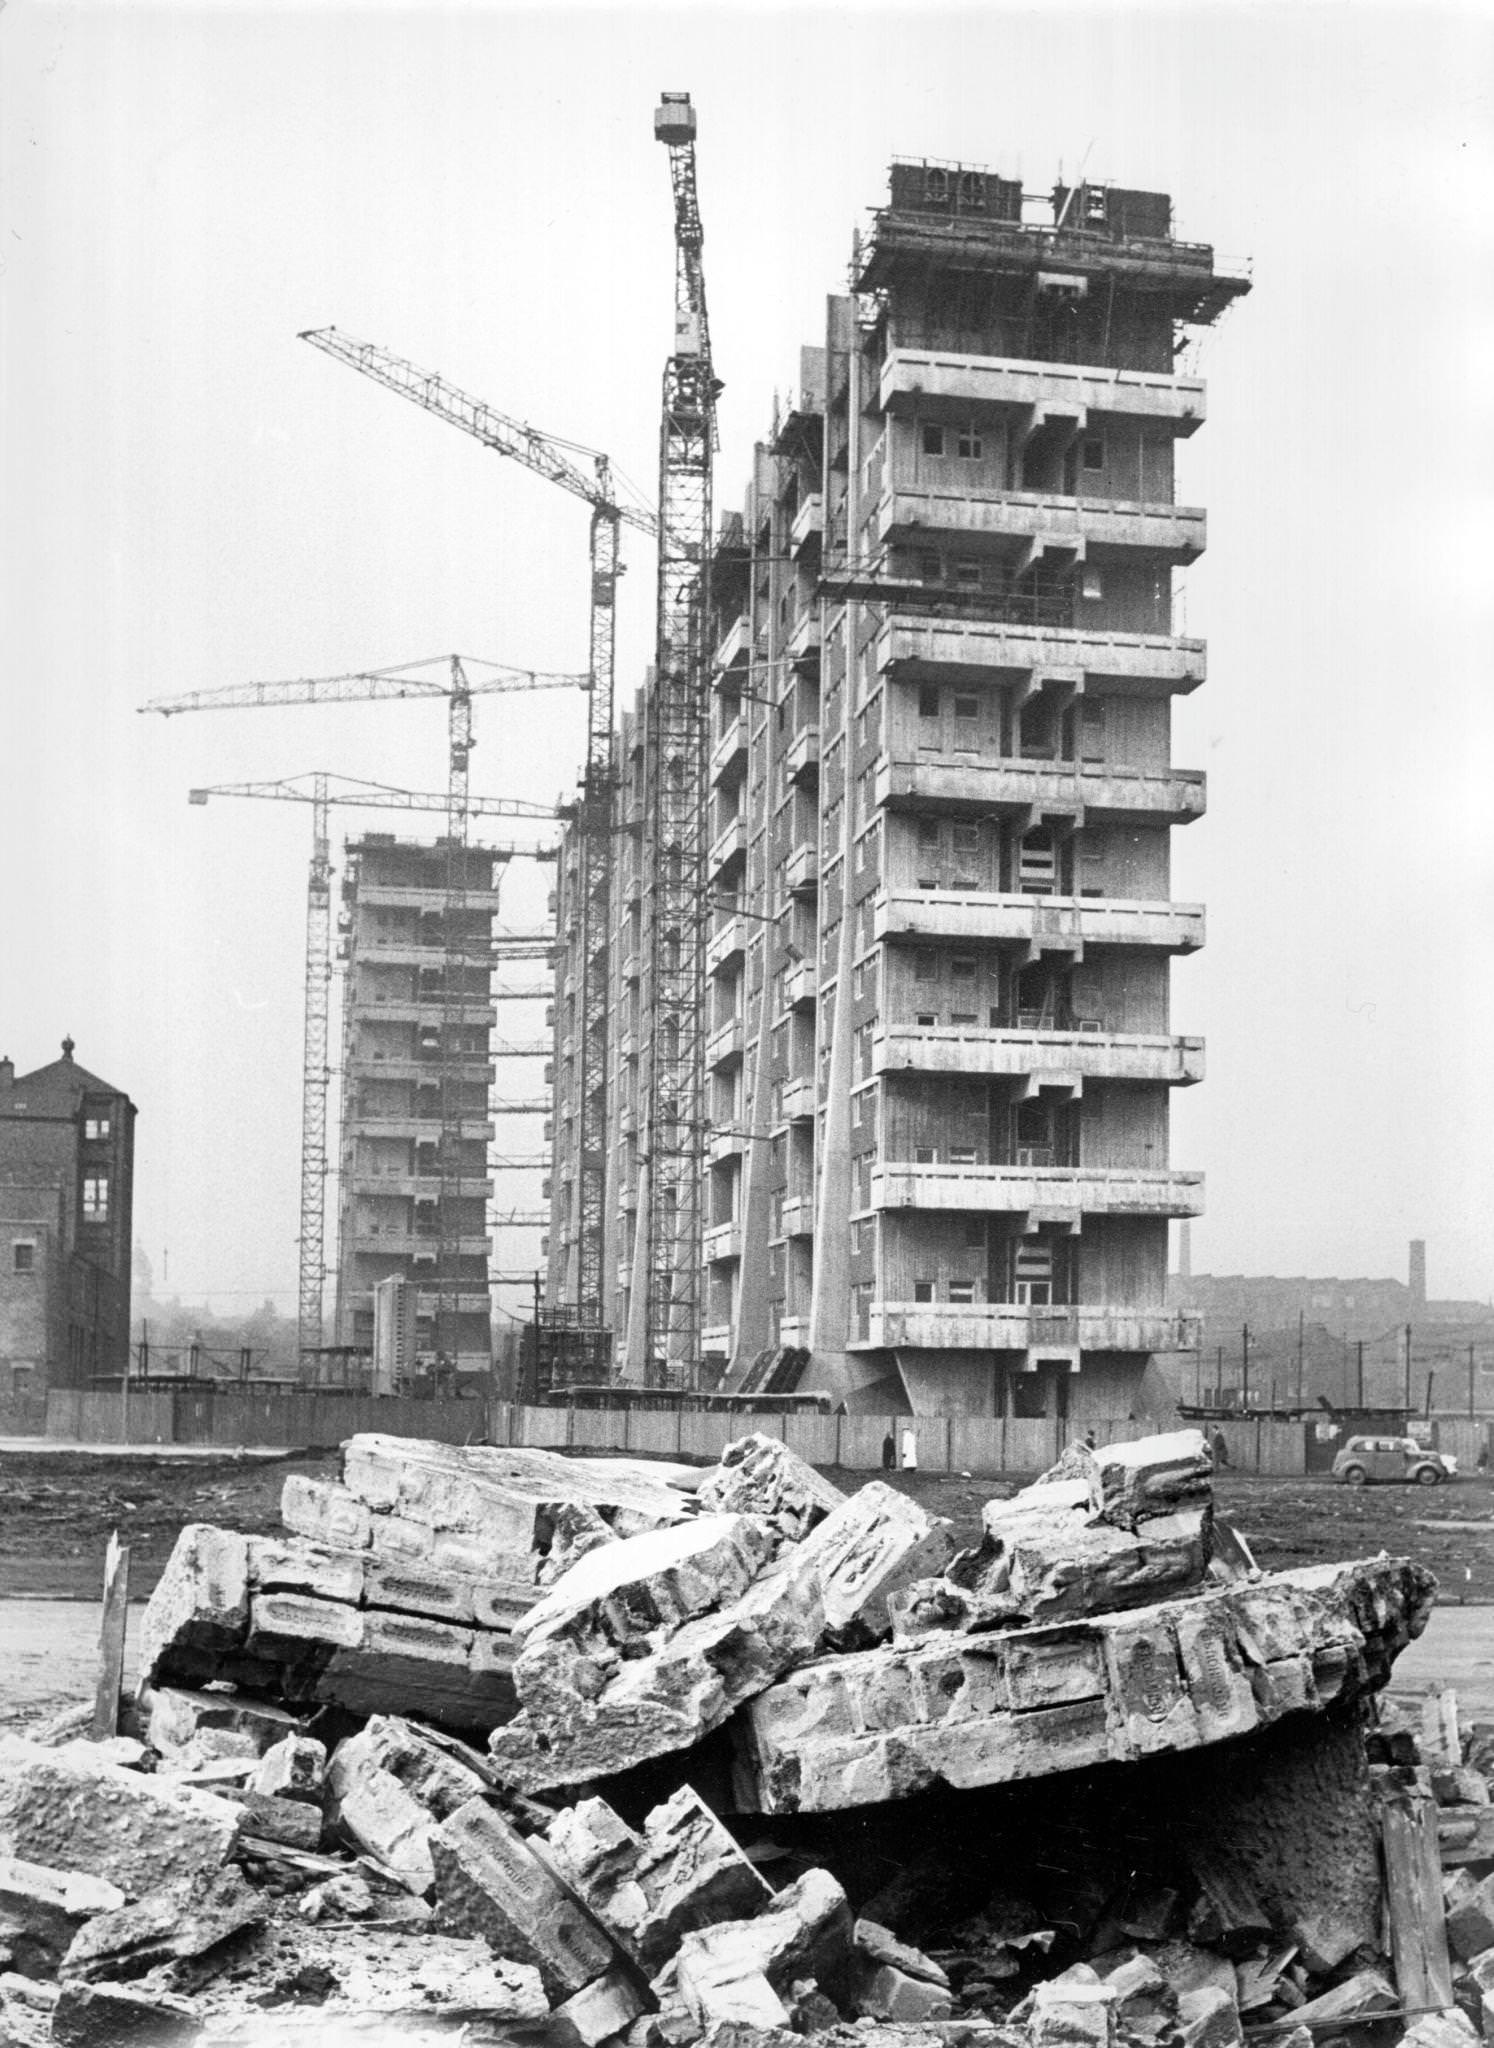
[[2, 1445, 1492, 1603]]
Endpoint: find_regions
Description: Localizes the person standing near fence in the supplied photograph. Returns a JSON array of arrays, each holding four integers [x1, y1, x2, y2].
[[881, 1430, 896, 1471]]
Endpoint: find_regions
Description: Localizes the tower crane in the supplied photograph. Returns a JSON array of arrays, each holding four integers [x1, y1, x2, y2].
[[297, 330, 657, 1335], [190, 772, 560, 1367], [625, 90, 720, 1385]]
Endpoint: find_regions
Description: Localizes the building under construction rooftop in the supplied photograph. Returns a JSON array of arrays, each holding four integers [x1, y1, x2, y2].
[[548, 156, 1248, 1416]]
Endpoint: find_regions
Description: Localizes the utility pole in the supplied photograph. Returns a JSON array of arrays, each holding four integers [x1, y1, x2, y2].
[[1471, 1343, 1477, 1421], [1241, 1324, 1250, 1410], [1404, 1322, 1413, 1416], [1356, 1338, 1365, 1408], [1296, 1308, 1305, 1410]]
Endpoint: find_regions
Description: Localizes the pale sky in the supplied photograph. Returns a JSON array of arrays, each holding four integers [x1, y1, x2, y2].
[[3, 0, 1492, 1321]]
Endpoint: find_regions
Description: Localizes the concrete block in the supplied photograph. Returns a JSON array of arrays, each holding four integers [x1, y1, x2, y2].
[[0, 1735, 239, 1900], [246, 1536, 365, 1606], [0, 1971, 57, 2048], [1177, 1985, 1242, 2048], [852, 1962, 953, 2021], [545, 1785, 772, 1970], [553, 1964, 651, 2047], [1435, 1768, 1492, 1808], [60, 1866, 262, 1982], [1288, 1969, 1397, 2030], [249, 1734, 325, 1805], [666, 1869, 852, 2031], [137, 1524, 250, 1686], [367, 1511, 439, 1563], [237, 1791, 323, 1850], [327, 1715, 489, 1890], [280, 1473, 373, 1552], [1401, 2014, 1480, 2048], [1027, 1973, 1114, 2048], [430, 1794, 616, 2000], [143, 1687, 303, 1771], [491, 1534, 826, 1792], [793, 1482, 955, 1649], [51, 1980, 201, 2045], [1446, 1870, 1494, 1962], [0, 1857, 125, 1977], [363, 1558, 477, 1623], [696, 1434, 845, 1545], [246, 1591, 365, 1654]]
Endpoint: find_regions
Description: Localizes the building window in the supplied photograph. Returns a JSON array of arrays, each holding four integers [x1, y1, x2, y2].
[[950, 954, 977, 979], [918, 686, 940, 721], [1082, 436, 1105, 472], [921, 425, 945, 457], [1082, 565, 1104, 600], [956, 427, 982, 459], [84, 1117, 111, 1141], [82, 1176, 109, 1224], [915, 1011, 938, 1027], [950, 1011, 978, 1027], [914, 951, 938, 983], [948, 1279, 977, 1303], [913, 1280, 935, 1303], [914, 1146, 936, 1164], [917, 818, 941, 852], [953, 559, 981, 588], [949, 1148, 977, 1166], [12, 1241, 35, 1274], [953, 695, 980, 721], [919, 554, 942, 583]]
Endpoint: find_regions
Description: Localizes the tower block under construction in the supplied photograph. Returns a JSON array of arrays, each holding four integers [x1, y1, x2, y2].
[[553, 158, 1248, 1414]]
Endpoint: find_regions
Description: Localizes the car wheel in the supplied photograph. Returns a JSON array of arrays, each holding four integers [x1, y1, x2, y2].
[[1342, 1465, 1368, 1486], [1415, 1465, 1440, 1486]]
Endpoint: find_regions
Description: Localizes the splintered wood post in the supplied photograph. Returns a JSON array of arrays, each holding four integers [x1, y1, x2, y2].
[[91, 1528, 132, 1740], [1420, 1688, 1462, 1767], [1379, 1774, 1454, 2010]]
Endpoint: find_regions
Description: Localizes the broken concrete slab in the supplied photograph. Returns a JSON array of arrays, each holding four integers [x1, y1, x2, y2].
[[737, 1557, 1434, 1812], [1176, 1982, 1242, 2048], [60, 1866, 263, 1983], [236, 1790, 323, 1850], [696, 1435, 845, 1546], [793, 1482, 956, 1650], [327, 1715, 490, 1890], [137, 1524, 250, 1688], [665, 1869, 853, 2033], [1446, 1869, 1494, 1962], [341, 1434, 690, 1544], [490, 1538, 826, 1792], [431, 1793, 617, 1999], [0, 1972, 57, 2048], [1286, 1968, 1397, 2030], [0, 1857, 125, 1977], [0, 1734, 240, 1899], [553, 1964, 651, 2047], [544, 1786, 772, 1970]]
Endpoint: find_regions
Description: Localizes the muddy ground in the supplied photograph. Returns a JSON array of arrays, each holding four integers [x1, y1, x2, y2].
[[1, 1445, 1492, 1603]]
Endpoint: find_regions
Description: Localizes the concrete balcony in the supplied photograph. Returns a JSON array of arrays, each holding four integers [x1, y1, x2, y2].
[[353, 884, 504, 912], [779, 1075, 817, 1123], [791, 493, 824, 553], [348, 1174, 494, 1200], [707, 916, 747, 977], [352, 1117, 495, 1141], [781, 1194, 816, 1238], [870, 1161, 1203, 1219], [350, 998, 498, 1027], [853, 1301, 1203, 1356], [708, 815, 748, 881], [786, 610, 822, 662], [876, 755, 1205, 827], [714, 613, 751, 673], [786, 843, 820, 898], [785, 727, 821, 786], [878, 612, 1206, 693], [346, 1056, 493, 1083], [710, 713, 748, 788], [413, 1291, 493, 1317], [706, 1018, 745, 1071], [704, 1221, 743, 1264], [350, 1232, 493, 1257], [879, 349, 1206, 434], [875, 888, 1204, 953], [785, 960, 818, 1011], [873, 1023, 1204, 1087], [876, 488, 1206, 564], [708, 1126, 748, 1164]]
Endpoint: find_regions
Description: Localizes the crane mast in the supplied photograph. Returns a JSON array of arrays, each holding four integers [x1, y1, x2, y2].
[[630, 91, 716, 1384], [298, 330, 657, 1338]]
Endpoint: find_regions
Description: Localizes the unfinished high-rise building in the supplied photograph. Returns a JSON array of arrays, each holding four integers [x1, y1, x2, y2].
[[334, 834, 498, 1382], [551, 159, 1247, 1416]]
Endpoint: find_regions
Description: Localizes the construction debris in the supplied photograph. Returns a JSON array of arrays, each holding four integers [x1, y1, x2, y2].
[[5, 1426, 1477, 2048]]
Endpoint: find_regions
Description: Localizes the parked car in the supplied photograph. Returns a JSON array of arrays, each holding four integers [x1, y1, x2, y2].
[[1330, 1435, 1457, 1486]]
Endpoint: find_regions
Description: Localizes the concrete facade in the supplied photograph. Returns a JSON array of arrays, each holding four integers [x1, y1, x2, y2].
[[551, 160, 1246, 1416], [333, 835, 499, 1380], [0, 1040, 136, 1395]]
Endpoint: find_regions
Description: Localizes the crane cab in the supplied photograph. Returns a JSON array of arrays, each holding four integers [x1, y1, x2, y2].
[[654, 93, 696, 147]]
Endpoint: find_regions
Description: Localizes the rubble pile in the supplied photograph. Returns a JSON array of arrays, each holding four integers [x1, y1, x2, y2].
[[0, 1425, 1461, 2048]]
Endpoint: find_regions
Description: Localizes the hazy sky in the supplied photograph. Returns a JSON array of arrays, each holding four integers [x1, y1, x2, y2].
[[3, 0, 1492, 1322]]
